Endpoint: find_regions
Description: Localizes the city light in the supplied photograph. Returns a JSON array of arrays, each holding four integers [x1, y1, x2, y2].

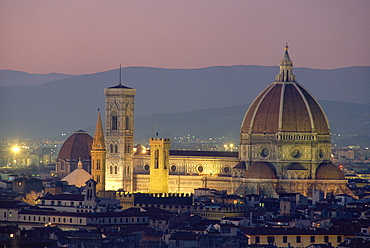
[[12, 146, 20, 153]]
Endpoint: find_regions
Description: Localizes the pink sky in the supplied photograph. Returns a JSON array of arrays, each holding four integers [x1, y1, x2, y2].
[[1, 0, 369, 74]]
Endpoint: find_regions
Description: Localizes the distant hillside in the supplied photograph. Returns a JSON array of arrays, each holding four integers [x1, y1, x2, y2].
[[0, 66, 369, 140], [0, 70, 75, 87]]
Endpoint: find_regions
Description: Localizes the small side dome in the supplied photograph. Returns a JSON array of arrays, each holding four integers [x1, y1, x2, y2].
[[316, 162, 345, 180], [58, 130, 93, 160], [245, 162, 277, 179]]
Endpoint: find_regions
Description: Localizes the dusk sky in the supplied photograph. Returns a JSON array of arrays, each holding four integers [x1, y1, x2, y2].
[[1, 0, 369, 75]]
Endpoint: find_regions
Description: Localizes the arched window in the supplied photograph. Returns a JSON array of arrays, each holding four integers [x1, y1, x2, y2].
[[114, 166, 118, 174], [154, 150, 159, 169], [110, 144, 114, 153], [114, 144, 118, 153], [111, 114, 118, 130], [125, 116, 130, 130], [110, 166, 113, 174], [164, 150, 168, 169], [97, 159, 101, 170]]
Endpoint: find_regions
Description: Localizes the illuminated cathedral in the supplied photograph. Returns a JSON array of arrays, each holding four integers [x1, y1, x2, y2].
[[56, 46, 354, 198]]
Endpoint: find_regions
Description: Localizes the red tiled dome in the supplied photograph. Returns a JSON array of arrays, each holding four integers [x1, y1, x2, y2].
[[241, 82, 330, 135], [58, 130, 93, 160], [241, 46, 330, 135]]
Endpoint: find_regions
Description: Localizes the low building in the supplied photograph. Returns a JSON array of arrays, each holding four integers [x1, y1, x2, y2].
[[240, 227, 354, 247]]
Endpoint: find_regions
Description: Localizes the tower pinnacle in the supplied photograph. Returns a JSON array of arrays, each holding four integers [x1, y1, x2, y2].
[[275, 44, 296, 82], [92, 110, 106, 150]]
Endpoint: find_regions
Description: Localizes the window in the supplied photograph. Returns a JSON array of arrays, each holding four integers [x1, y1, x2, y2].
[[310, 236, 315, 243], [255, 236, 260, 244], [97, 159, 101, 170], [125, 116, 130, 130], [267, 236, 275, 244], [283, 236, 287, 243], [110, 144, 114, 153], [154, 150, 159, 169], [80, 219, 82, 223], [111, 115, 118, 130], [296, 236, 301, 243], [324, 236, 329, 243], [110, 166, 113, 174], [337, 236, 342, 243], [70, 218, 72, 223], [114, 166, 118, 174], [114, 144, 118, 153]]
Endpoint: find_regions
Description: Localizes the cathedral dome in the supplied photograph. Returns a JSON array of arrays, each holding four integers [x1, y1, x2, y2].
[[241, 46, 330, 135], [58, 130, 93, 160], [315, 162, 345, 180], [245, 162, 277, 179]]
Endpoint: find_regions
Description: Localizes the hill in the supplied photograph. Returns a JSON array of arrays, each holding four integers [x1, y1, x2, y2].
[[0, 70, 75, 87], [0, 66, 369, 141]]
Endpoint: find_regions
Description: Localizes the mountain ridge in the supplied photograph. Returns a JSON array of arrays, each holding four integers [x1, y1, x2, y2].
[[0, 65, 369, 140]]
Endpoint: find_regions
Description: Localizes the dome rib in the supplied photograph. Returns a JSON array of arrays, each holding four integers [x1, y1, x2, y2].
[[241, 84, 274, 133], [297, 84, 330, 134], [293, 83, 315, 132], [281, 84, 312, 132]]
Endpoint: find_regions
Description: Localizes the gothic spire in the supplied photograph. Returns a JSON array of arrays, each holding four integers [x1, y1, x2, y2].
[[92, 109, 106, 150]]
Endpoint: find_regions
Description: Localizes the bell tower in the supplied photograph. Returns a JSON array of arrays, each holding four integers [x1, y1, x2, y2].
[[104, 76, 136, 191]]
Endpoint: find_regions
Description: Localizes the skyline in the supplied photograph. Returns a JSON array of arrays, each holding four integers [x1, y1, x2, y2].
[[1, 1, 370, 75]]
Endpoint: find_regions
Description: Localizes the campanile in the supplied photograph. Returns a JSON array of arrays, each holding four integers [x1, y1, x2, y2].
[[104, 81, 136, 191]]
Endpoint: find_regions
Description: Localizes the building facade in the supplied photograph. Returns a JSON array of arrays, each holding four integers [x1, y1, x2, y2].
[[91, 47, 353, 198]]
